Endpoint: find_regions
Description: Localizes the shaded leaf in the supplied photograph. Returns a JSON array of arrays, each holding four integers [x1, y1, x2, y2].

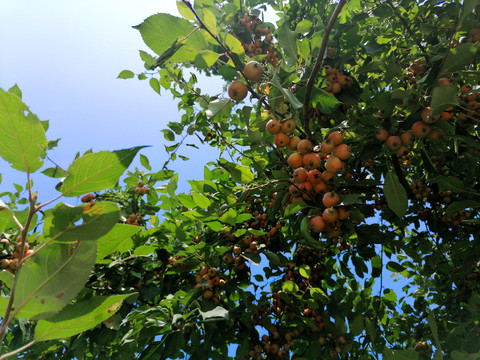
[[383, 169, 408, 218]]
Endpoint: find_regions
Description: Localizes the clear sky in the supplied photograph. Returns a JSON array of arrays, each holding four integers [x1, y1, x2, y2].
[[0, 0, 222, 202]]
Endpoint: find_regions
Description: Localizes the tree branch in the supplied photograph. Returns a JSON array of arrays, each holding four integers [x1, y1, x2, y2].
[[303, 0, 348, 139]]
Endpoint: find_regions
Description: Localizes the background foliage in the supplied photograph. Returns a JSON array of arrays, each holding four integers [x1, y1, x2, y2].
[[1, 0, 480, 359]]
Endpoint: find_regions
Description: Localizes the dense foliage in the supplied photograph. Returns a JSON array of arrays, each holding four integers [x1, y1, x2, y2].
[[1, 0, 480, 359]]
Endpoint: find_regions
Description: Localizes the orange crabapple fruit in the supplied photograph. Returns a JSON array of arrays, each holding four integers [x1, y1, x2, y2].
[[385, 136, 402, 151], [337, 206, 350, 220], [323, 191, 340, 208], [307, 169, 323, 184], [332, 143, 352, 160], [322, 207, 339, 223], [412, 121, 432, 137], [297, 139, 313, 154], [320, 139, 335, 154], [324, 156, 343, 173], [293, 167, 308, 182], [287, 152, 303, 168], [266, 119, 281, 134], [288, 136, 301, 150], [281, 119, 296, 133], [313, 181, 328, 193], [274, 132, 290, 147], [328, 131, 344, 145], [228, 81, 248, 101], [309, 215, 326, 233], [243, 60, 263, 81], [303, 152, 322, 170], [376, 129, 389, 142], [401, 132, 415, 146]]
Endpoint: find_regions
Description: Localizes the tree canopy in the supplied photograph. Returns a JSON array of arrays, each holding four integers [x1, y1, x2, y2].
[[1, 0, 480, 359]]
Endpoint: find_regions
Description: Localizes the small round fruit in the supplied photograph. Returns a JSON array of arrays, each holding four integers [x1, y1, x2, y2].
[[244, 61, 263, 81], [323, 191, 340, 208], [309, 216, 325, 233], [281, 119, 296, 133], [376, 129, 388, 142], [385, 136, 402, 151], [228, 81, 248, 101], [328, 131, 344, 145], [411, 121, 432, 137], [287, 152, 303, 168], [266, 119, 281, 134], [307, 169, 323, 184], [274, 132, 290, 147], [289, 184, 301, 197], [303, 152, 321, 170], [333, 144, 352, 160], [293, 167, 308, 182], [297, 139, 313, 154], [322, 207, 339, 223], [337, 206, 350, 220], [288, 136, 301, 150], [324, 156, 343, 173], [401, 132, 415, 146], [320, 139, 335, 154]]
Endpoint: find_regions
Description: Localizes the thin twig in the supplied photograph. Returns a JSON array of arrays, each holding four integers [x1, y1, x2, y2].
[[0, 340, 36, 360], [303, 0, 348, 139]]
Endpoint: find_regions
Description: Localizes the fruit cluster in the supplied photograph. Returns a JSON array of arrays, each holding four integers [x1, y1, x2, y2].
[[228, 60, 264, 101], [194, 265, 226, 303], [234, 14, 278, 65], [0, 237, 34, 273], [134, 180, 151, 195], [322, 65, 354, 97], [126, 213, 143, 226], [458, 83, 480, 129]]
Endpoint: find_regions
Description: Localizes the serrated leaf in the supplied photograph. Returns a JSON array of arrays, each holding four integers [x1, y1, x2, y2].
[[296, 86, 342, 114], [177, 0, 195, 20], [200, 306, 228, 320], [383, 168, 408, 218], [284, 200, 308, 217], [192, 192, 212, 208], [386, 261, 406, 273], [42, 166, 67, 178], [282, 280, 299, 293], [0, 88, 47, 172], [277, 22, 298, 66], [429, 175, 466, 194], [14, 240, 98, 320], [0, 271, 14, 289], [270, 75, 303, 110], [242, 252, 261, 265], [35, 294, 134, 341], [60, 147, 144, 197], [445, 200, 480, 217]]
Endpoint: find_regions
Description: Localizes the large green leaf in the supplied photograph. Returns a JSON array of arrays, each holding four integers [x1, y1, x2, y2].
[[60, 147, 143, 197], [383, 168, 408, 218], [277, 22, 298, 66], [46, 202, 120, 243], [13, 240, 98, 320], [441, 43, 479, 75], [430, 85, 459, 116], [0, 88, 47, 172], [206, 98, 233, 123], [34, 294, 134, 341], [96, 224, 142, 261], [134, 13, 207, 57], [296, 86, 342, 114]]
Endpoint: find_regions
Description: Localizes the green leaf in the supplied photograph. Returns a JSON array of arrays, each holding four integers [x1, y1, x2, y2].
[[206, 98, 233, 123], [429, 175, 466, 194], [167, 173, 179, 196], [299, 264, 311, 278], [350, 314, 364, 336], [284, 200, 308, 217], [384, 349, 420, 360], [140, 154, 151, 170], [430, 85, 459, 116], [441, 43, 480, 75], [445, 200, 480, 217], [60, 147, 143, 197], [117, 70, 135, 79], [42, 166, 68, 178], [0, 271, 14, 289], [0, 88, 47, 172], [270, 75, 303, 110], [282, 280, 299, 293], [133, 13, 200, 56], [219, 160, 254, 184], [427, 312, 443, 360], [35, 294, 134, 341], [242, 252, 261, 266], [177, 0, 195, 20], [199, 306, 228, 320], [14, 240, 98, 320], [277, 22, 298, 66], [96, 224, 142, 261], [219, 208, 237, 225], [192, 192, 212, 208], [383, 168, 408, 218], [51, 202, 120, 243], [296, 86, 342, 114], [201, 8, 217, 35], [386, 261, 406, 273]]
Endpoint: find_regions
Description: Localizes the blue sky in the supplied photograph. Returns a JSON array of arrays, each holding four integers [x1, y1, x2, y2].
[[0, 0, 221, 201]]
